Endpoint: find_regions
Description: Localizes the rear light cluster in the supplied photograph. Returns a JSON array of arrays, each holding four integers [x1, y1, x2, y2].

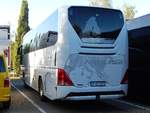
[[4, 77, 10, 87], [57, 68, 73, 86], [121, 70, 128, 84]]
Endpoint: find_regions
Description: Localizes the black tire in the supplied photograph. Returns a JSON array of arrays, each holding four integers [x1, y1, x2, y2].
[[39, 79, 46, 101], [24, 81, 28, 88], [23, 72, 28, 88], [3, 97, 11, 109]]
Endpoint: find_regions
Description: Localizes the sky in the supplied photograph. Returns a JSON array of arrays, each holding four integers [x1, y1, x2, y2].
[[0, 0, 149, 37]]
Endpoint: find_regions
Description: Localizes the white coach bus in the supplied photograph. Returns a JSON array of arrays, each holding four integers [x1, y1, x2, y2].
[[20, 6, 128, 100]]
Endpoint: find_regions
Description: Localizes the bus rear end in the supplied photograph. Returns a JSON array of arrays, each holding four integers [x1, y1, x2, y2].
[[0, 55, 11, 108], [56, 6, 128, 100]]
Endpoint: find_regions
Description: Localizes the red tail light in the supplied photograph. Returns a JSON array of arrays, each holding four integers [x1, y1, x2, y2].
[[121, 70, 128, 84], [4, 77, 10, 87], [57, 68, 73, 86]]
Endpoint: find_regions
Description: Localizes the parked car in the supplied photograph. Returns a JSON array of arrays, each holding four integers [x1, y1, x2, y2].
[[0, 55, 11, 109]]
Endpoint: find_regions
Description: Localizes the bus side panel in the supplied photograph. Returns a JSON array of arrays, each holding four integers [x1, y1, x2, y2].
[[33, 47, 57, 99]]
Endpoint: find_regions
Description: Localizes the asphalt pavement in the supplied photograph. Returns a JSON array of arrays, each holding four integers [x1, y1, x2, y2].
[[0, 79, 150, 113]]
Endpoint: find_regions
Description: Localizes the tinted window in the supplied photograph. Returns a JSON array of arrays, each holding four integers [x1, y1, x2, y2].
[[22, 31, 32, 54], [0, 57, 6, 72], [69, 6, 124, 44], [39, 32, 48, 49], [47, 31, 58, 47], [37, 31, 58, 49], [22, 10, 58, 54]]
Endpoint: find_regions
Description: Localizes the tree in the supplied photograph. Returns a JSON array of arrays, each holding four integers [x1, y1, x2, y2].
[[10, 42, 16, 70], [89, 0, 112, 8], [123, 3, 137, 20], [15, 0, 30, 76]]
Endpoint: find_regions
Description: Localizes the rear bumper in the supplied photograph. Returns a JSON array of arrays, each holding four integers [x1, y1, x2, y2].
[[0, 87, 11, 102], [56, 84, 128, 100], [66, 90, 124, 97], [0, 95, 10, 102]]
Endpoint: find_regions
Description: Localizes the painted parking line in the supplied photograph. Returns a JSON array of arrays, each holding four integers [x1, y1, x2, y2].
[[11, 84, 46, 113], [11, 83, 150, 112], [114, 99, 150, 111]]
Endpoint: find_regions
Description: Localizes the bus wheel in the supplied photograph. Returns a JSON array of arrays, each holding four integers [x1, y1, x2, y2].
[[3, 97, 11, 109], [23, 72, 28, 88], [39, 79, 45, 101]]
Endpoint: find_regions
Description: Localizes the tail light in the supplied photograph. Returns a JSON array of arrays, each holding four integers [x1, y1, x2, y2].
[[121, 70, 128, 84], [57, 68, 73, 86], [4, 77, 10, 87]]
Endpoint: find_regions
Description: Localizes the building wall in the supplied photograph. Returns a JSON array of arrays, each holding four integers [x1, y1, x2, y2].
[[0, 25, 11, 67], [127, 14, 150, 30]]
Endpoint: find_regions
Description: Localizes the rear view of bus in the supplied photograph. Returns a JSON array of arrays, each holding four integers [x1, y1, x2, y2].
[[56, 6, 128, 100]]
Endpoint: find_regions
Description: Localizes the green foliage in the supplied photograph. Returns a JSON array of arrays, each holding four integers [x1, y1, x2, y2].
[[15, 0, 30, 76], [123, 3, 137, 20], [89, 0, 112, 8], [10, 42, 16, 69]]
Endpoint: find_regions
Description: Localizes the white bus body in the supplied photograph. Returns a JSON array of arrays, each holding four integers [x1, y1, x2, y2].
[[21, 6, 128, 100]]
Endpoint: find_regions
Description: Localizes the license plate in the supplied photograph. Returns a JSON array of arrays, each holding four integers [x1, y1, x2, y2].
[[90, 81, 106, 87]]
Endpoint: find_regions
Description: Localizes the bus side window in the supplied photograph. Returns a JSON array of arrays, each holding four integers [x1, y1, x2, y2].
[[39, 32, 47, 49], [47, 31, 58, 47], [29, 39, 33, 52], [36, 33, 41, 50], [34, 33, 38, 50]]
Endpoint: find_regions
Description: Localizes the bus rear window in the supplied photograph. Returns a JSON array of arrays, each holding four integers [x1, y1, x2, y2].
[[0, 57, 6, 72], [68, 6, 124, 44]]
